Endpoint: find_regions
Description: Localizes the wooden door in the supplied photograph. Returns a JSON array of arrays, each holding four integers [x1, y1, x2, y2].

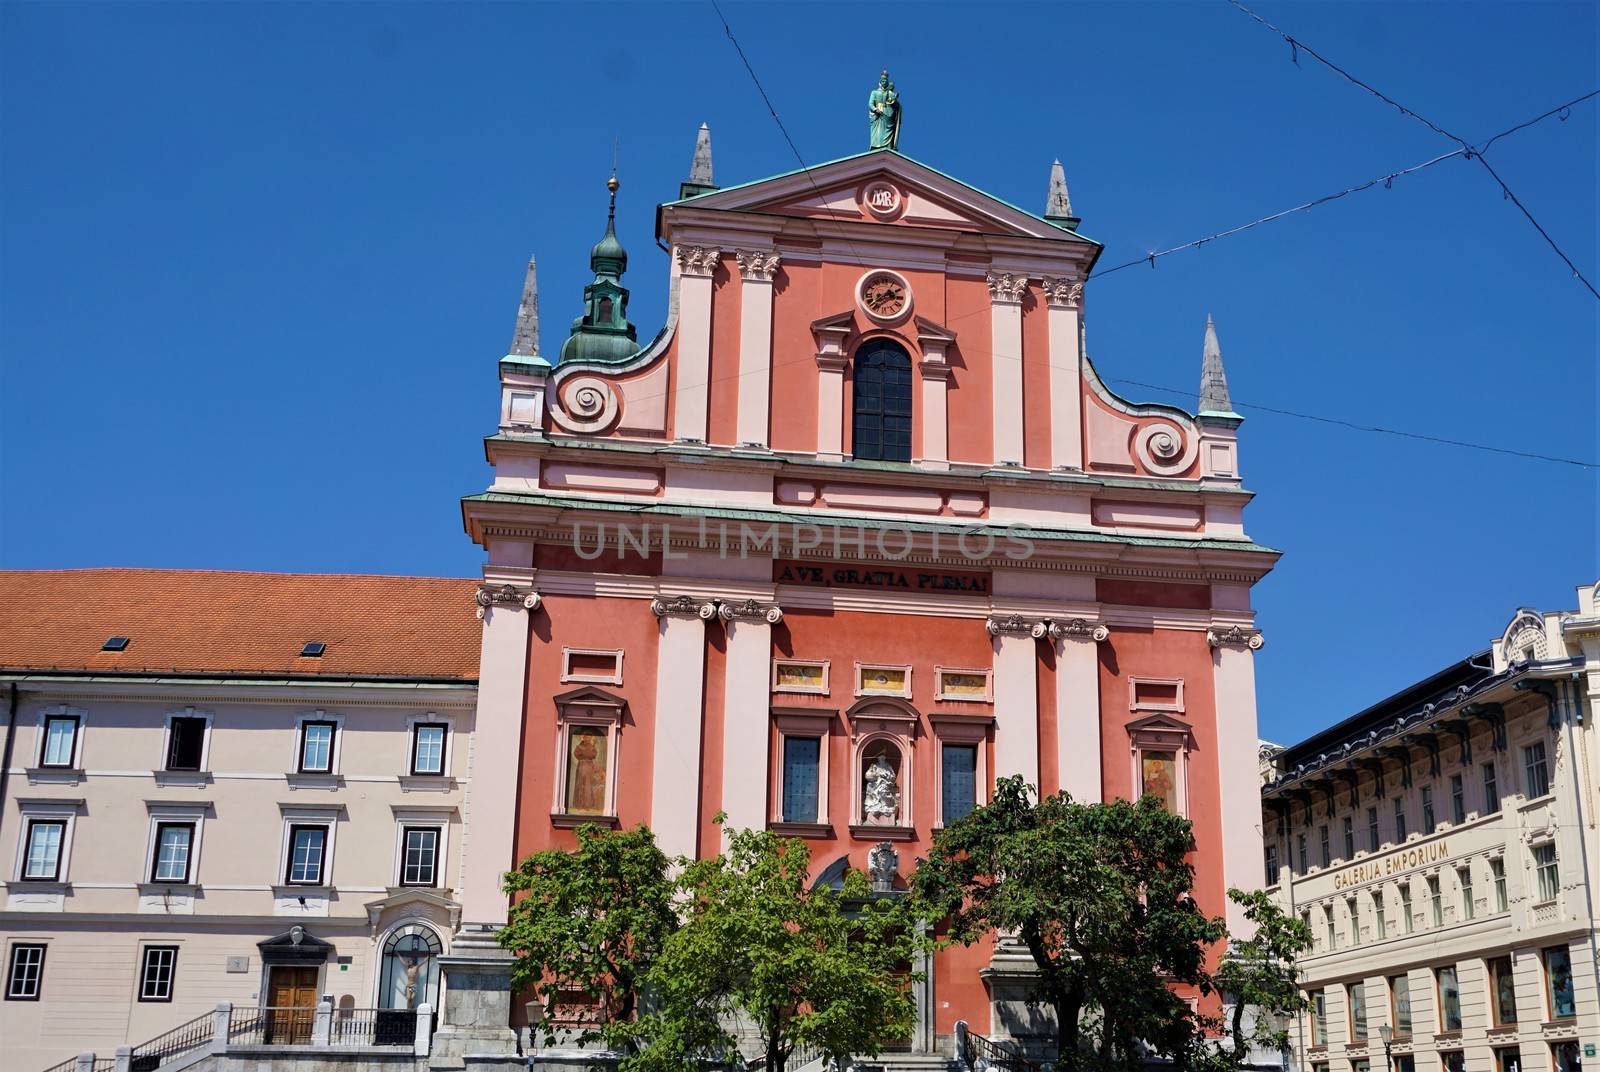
[[266, 966, 319, 1043]]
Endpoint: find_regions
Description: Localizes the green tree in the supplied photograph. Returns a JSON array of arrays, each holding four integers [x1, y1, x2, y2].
[[912, 777, 1225, 1072], [499, 823, 676, 1054], [1210, 888, 1313, 1061], [633, 826, 921, 1072]]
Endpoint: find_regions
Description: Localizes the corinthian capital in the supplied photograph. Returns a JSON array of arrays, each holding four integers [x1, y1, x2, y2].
[[986, 271, 1029, 304], [675, 245, 723, 278], [1040, 276, 1083, 309], [736, 249, 781, 281]]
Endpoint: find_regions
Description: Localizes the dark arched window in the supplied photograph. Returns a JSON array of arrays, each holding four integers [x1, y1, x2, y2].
[[851, 340, 912, 462]]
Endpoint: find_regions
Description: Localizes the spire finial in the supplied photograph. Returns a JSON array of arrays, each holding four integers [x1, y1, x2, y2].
[[1045, 159, 1079, 229], [679, 123, 719, 199], [1198, 314, 1234, 415], [509, 256, 540, 358]]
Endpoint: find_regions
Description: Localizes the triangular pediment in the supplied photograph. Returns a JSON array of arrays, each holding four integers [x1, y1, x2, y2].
[[673, 150, 1098, 246]]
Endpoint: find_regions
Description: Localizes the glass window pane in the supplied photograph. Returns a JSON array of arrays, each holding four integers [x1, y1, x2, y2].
[[403, 828, 438, 886], [7, 944, 45, 999], [413, 725, 445, 774], [942, 743, 977, 824], [564, 726, 609, 815], [1438, 967, 1461, 1030], [139, 947, 176, 1001], [1391, 975, 1411, 1034], [1546, 946, 1575, 1018], [153, 824, 192, 882], [42, 718, 76, 766], [24, 822, 63, 879], [300, 724, 333, 772], [782, 737, 821, 823], [288, 827, 325, 884]]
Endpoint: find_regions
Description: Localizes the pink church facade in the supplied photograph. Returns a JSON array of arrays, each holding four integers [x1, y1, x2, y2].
[[455, 133, 1278, 1051]]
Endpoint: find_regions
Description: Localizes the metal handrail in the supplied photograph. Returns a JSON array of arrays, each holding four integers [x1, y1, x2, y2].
[[954, 1020, 1043, 1072], [129, 1010, 215, 1072]]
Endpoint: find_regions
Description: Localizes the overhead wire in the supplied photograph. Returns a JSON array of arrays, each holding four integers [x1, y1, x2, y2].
[[1225, 0, 1599, 301], [677, 5, 1600, 470]]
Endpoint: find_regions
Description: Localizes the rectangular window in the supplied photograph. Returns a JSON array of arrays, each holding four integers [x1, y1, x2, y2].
[[1395, 1058, 1416, 1072], [1375, 892, 1387, 940], [1319, 825, 1330, 867], [1350, 985, 1376, 1043], [1394, 797, 1409, 842], [1492, 857, 1508, 912], [285, 824, 327, 885], [1421, 786, 1435, 831], [5, 944, 45, 1000], [1264, 844, 1279, 884], [410, 723, 447, 776], [1297, 833, 1308, 873], [400, 826, 439, 887], [1450, 774, 1466, 824], [1310, 989, 1327, 1045], [40, 716, 79, 768], [1442, 1053, 1465, 1072], [1523, 742, 1550, 798], [22, 819, 65, 881], [781, 736, 821, 823], [1482, 762, 1500, 814], [1488, 956, 1517, 1026], [1367, 807, 1380, 852], [138, 946, 177, 1002], [1400, 884, 1415, 933], [150, 822, 194, 883], [942, 743, 978, 824], [1324, 907, 1335, 950], [297, 720, 336, 774], [1554, 1042, 1583, 1072], [1534, 844, 1559, 903], [1437, 966, 1462, 1031], [1390, 974, 1411, 1034], [165, 716, 207, 771], [1343, 817, 1355, 860], [1352, 1062, 1370, 1072], [1347, 897, 1361, 947], [1545, 945, 1576, 1019], [1428, 875, 1443, 926], [1495, 1049, 1520, 1072], [1459, 866, 1474, 920]]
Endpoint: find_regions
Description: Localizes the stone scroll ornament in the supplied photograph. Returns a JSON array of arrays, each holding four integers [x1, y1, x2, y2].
[[1207, 624, 1265, 650], [475, 584, 540, 620], [716, 598, 784, 625], [650, 595, 718, 620]]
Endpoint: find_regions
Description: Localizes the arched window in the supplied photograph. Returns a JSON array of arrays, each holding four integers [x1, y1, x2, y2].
[[378, 923, 442, 1011], [851, 340, 912, 462]]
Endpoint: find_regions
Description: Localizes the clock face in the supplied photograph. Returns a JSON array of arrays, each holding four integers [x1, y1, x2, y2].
[[862, 278, 907, 317]]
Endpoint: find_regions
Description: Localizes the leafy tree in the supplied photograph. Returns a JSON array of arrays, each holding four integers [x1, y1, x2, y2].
[[912, 777, 1225, 1072], [632, 825, 921, 1072], [1210, 888, 1313, 1061], [499, 823, 676, 1054]]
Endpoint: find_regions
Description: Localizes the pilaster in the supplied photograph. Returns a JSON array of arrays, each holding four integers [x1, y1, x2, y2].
[[812, 311, 852, 460], [1050, 617, 1109, 802], [915, 316, 955, 470], [650, 594, 716, 858], [734, 250, 779, 448], [987, 614, 1043, 785], [987, 271, 1027, 467], [1210, 623, 1266, 934], [672, 245, 720, 444], [459, 576, 539, 927], [1040, 277, 1084, 470], [719, 599, 783, 833]]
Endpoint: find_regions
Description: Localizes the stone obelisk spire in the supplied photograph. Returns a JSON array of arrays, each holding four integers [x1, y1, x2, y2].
[[679, 123, 718, 199], [1198, 315, 1234, 415], [1044, 159, 1080, 230], [508, 257, 540, 358]]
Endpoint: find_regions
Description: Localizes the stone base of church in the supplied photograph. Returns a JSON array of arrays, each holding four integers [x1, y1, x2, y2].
[[429, 924, 522, 1070]]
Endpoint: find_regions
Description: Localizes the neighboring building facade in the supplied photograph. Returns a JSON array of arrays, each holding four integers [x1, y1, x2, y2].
[[1262, 583, 1600, 1072], [456, 99, 1278, 1055], [0, 569, 480, 1070]]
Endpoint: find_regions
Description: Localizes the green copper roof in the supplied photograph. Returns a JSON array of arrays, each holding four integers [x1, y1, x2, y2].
[[562, 175, 638, 363]]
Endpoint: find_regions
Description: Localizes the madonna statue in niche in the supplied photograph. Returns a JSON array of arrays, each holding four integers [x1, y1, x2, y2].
[[863, 753, 901, 824]]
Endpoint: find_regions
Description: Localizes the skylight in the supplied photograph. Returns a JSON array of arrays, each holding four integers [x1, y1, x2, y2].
[[300, 642, 326, 658], [102, 636, 130, 652]]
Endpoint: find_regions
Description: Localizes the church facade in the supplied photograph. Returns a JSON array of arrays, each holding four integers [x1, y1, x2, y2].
[[455, 97, 1278, 1052]]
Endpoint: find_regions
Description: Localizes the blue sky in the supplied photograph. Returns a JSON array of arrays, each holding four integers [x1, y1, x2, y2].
[[1, 2, 1594, 744]]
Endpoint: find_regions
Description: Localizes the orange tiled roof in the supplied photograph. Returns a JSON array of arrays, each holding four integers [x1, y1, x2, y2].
[[0, 569, 481, 680]]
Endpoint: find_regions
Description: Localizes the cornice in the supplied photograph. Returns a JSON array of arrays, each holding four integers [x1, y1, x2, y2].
[[1, 675, 477, 706]]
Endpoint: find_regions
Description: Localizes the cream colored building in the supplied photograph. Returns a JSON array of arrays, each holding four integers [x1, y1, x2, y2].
[[0, 569, 482, 1071], [1262, 582, 1600, 1072]]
